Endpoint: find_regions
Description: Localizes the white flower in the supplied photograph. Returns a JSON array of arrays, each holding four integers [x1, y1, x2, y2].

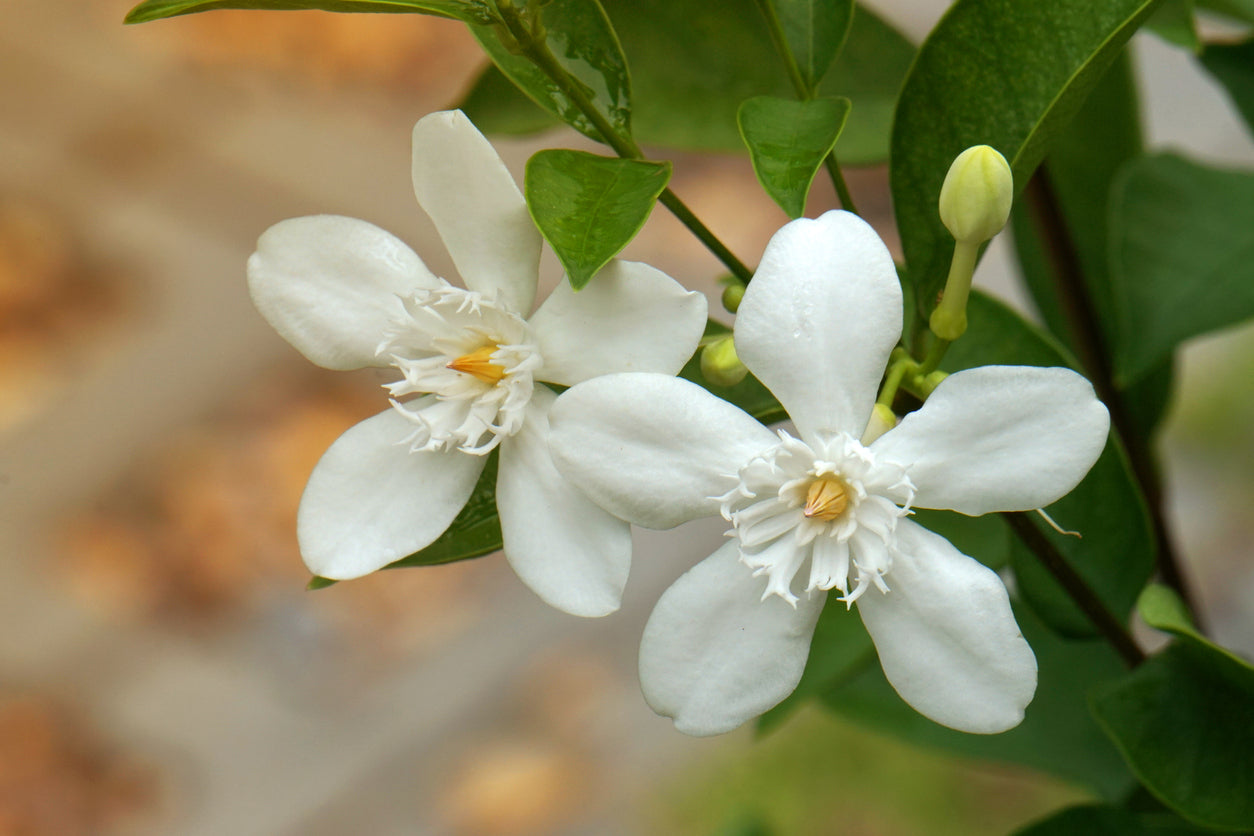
[[548, 210, 1110, 733], [246, 110, 707, 617]]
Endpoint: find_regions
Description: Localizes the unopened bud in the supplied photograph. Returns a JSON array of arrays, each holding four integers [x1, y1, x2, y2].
[[700, 336, 748, 387], [938, 145, 1013, 245], [721, 282, 745, 314]]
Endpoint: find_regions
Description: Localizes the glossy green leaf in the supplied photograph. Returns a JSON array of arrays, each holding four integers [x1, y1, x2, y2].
[[470, 0, 631, 143], [1110, 154, 1254, 385], [773, 0, 855, 91], [680, 322, 786, 426], [821, 600, 1137, 799], [1015, 804, 1211, 835], [1092, 642, 1254, 830], [524, 150, 670, 290], [459, 2, 913, 164], [1200, 39, 1254, 137], [942, 292, 1155, 638], [737, 96, 850, 218], [125, 0, 494, 23], [759, 507, 1010, 733], [1146, 0, 1200, 51], [892, 0, 1163, 321], [1139, 584, 1254, 674]]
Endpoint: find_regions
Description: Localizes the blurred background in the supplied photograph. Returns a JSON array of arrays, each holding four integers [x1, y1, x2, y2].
[[1, 0, 1252, 833]]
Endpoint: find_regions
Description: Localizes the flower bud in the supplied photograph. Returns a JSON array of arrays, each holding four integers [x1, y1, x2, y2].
[[700, 335, 748, 387], [938, 145, 1013, 245], [721, 282, 745, 314]]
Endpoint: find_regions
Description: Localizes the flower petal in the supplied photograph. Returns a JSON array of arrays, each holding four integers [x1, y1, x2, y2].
[[856, 519, 1037, 733], [735, 210, 902, 442], [247, 215, 438, 370], [528, 260, 708, 386], [870, 365, 1110, 515], [411, 110, 542, 315], [549, 374, 778, 529], [497, 387, 631, 617], [639, 541, 827, 736], [298, 407, 486, 579]]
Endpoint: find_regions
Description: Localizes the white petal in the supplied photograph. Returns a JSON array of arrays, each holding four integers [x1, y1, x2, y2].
[[548, 374, 777, 529], [639, 541, 827, 736], [735, 210, 902, 442], [528, 260, 708, 386], [497, 388, 631, 617], [411, 110, 542, 315], [870, 365, 1110, 515], [247, 215, 438, 370], [298, 407, 486, 579], [856, 519, 1037, 733]]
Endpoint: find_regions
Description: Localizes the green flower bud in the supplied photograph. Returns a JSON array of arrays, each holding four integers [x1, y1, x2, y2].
[[721, 282, 745, 314], [700, 336, 748, 387], [938, 145, 1013, 245]]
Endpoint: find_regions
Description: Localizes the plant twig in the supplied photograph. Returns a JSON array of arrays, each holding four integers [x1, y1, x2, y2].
[[496, 3, 753, 283], [1023, 170, 1198, 622], [1004, 512, 1146, 668]]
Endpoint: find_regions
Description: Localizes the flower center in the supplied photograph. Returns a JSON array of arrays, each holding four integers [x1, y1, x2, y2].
[[715, 431, 916, 606], [804, 476, 849, 521], [378, 286, 543, 454], [447, 344, 507, 384]]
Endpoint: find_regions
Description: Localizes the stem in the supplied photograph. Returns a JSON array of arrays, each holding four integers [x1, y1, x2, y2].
[[753, 0, 860, 214], [497, 2, 753, 282], [1023, 171, 1198, 620], [916, 336, 950, 376], [1003, 512, 1146, 668], [823, 153, 860, 215]]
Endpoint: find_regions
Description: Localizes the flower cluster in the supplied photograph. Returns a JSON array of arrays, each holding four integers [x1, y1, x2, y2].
[[250, 112, 1109, 737]]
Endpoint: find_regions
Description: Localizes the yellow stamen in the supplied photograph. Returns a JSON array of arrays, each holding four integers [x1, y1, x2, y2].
[[448, 345, 506, 384], [804, 477, 848, 521]]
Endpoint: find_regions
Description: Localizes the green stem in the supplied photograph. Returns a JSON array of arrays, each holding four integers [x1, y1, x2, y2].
[[823, 153, 860, 215], [916, 335, 951, 376], [496, 2, 753, 283], [753, 0, 859, 214], [1003, 512, 1146, 668]]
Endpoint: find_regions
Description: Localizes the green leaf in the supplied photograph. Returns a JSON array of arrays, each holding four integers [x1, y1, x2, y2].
[[458, 2, 913, 164], [821, 600, 1137, 800], [1146, 0, 1201, 51], [1091, 642, 1254, 830], [1110, 154, 1254, 385], [387, 447, 503, 568], [524, 150, 670, 290], [737, 96, 850, 219], [1014, 804, 1211, 835], [125, 0, 495, 24], [1138, 584, 1254, 674], [680, 322, 787, 426], [891, 0, 1164, 322], [1200, 39, 1254, 138], [773, 0, 855, 91], [470, 0, 631, 143], [940, 292, 1155, 638]]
